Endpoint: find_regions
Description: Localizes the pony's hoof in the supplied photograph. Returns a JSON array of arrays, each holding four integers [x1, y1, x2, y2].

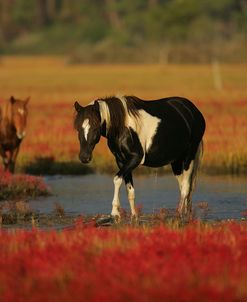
[[177, 209, 192, 222], [131, 215, 139, 224], [96, 215, 114, 226], [113, 215, 121, 224]]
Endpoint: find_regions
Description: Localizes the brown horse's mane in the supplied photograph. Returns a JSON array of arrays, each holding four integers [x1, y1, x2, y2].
[[0, 99, 13, 135], [2, 99, 13, 120]]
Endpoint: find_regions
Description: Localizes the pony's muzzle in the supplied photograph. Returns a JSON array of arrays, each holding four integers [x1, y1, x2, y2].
[[79, 153, 92, 164], [17, 131, 26, 139]]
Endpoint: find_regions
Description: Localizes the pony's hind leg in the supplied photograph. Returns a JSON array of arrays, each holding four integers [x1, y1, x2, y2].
[[174, 160, 194, 217], [172, 142, 203, 217]]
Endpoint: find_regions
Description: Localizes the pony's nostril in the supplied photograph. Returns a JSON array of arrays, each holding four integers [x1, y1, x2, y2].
[[79, 153, 91, 164]]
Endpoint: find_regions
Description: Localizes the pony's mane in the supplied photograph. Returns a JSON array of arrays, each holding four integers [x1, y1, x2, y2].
[[99, 95, 141, 137]]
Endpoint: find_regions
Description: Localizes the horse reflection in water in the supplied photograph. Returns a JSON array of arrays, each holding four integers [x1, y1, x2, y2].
[[74, 95, 205, 220], [0, 96, 29, 173]]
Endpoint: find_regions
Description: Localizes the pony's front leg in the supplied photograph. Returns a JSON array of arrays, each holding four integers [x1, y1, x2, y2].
[[111, 175, 123, 220], [113, 152, 142, 221]]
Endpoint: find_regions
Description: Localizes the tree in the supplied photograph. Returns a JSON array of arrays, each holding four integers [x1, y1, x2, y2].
[[36, 0, 49, 26]]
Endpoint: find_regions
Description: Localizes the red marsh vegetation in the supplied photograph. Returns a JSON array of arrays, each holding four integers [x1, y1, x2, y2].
[[0, 221, 246, 302]]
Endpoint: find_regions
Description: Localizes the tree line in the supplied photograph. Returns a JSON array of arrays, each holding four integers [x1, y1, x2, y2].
[[0, 0, 246, 62]]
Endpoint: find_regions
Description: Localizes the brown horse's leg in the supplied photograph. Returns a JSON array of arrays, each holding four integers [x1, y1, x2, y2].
[[9, 147, 20, 173], [3, 157, 9, 171], [0, 147, 9, 171]]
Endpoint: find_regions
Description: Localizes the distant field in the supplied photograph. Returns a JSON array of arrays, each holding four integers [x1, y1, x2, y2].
[[0, 56, 246, 174]]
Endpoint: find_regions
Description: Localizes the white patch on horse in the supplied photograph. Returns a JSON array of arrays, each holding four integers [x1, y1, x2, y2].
[[126, 109, 161, 164], [98, 101, 111, 133], [82, 118, 90, 141]]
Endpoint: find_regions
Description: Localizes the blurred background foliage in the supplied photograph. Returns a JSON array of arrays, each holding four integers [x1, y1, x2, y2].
[[0, 0, 246, 63]]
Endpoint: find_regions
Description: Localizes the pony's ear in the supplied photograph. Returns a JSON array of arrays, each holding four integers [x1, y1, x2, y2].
[[25, 97, 30, 106], [74, 101, 83, 112], [10, 96, 16, 104]]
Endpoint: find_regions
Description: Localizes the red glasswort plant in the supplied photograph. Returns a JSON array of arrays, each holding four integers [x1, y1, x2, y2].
[[0, 221, 246, 302], [0, 171, 50, 200]]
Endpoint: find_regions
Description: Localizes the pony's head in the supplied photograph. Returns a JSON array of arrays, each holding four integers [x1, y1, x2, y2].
[[6, 96, 29, 139], [74, 101, 101, 164]]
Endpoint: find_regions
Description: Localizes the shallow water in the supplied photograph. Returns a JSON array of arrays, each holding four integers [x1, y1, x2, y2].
[[29, 173, 247, 220]]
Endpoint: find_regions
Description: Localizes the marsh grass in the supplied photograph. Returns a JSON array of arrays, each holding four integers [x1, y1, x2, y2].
[[0, 56, 246, 175], [23, 156, 93, 175]]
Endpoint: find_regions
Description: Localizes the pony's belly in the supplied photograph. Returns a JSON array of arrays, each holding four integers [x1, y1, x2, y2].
[[142, 159, 171, 168], [142, 152, 173, 167], [143, 141, 189, 167]]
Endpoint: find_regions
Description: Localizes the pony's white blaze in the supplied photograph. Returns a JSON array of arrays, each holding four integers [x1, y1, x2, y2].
[[82, 118, 90, 141]]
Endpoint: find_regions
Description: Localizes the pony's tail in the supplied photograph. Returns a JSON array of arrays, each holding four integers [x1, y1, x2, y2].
[[190, 140, 204, 193]]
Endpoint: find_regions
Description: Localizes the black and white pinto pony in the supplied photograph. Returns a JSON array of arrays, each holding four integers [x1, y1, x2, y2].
[[74, 95, 206, 219]]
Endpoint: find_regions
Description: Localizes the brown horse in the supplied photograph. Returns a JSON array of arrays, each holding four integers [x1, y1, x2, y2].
[[0, 96, 29, 173]]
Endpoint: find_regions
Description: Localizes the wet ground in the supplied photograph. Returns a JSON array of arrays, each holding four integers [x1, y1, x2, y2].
[[1, 173, 246, 229]]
